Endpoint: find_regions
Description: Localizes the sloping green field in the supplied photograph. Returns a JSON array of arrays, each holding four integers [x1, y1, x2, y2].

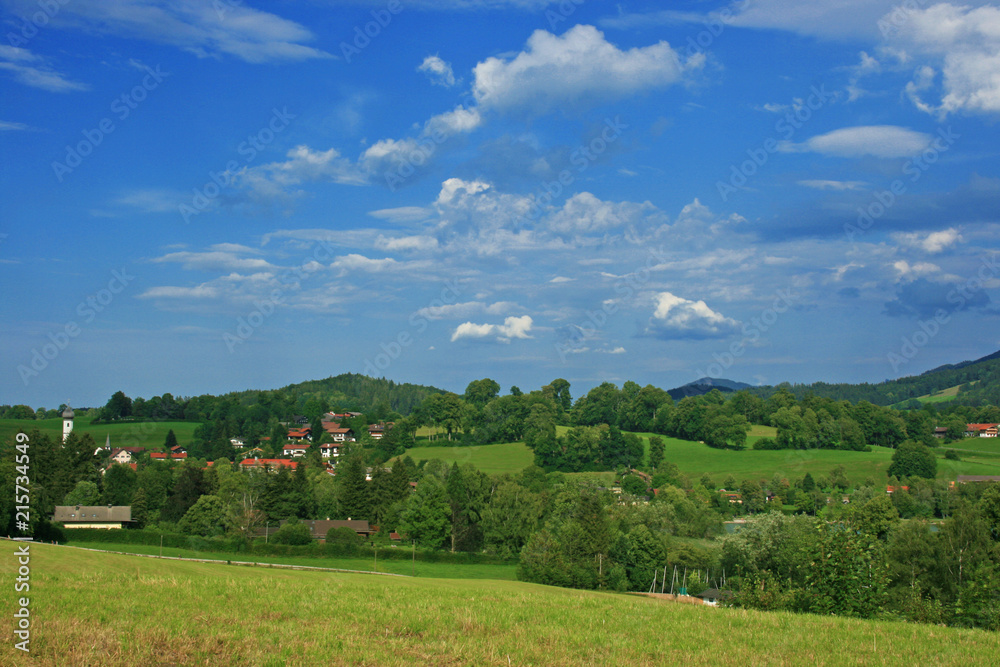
[[406, 430, 998, 486], [0, 417, 200, 449], [403, 441, 534, 474], [1, 541, 997, 666]]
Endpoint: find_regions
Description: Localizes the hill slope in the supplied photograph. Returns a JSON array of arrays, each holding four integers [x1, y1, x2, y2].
[[2, 542, 997, 666], [750, 349, 1000, 407]]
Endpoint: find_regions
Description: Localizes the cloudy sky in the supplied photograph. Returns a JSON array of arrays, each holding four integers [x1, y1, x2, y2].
[[2, 0, 1000, 408]]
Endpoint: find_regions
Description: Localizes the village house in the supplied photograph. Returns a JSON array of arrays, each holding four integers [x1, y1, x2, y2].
[[323, 424, 356, 442], [52, 505, 132, 529], [267, 519, 373, 541], [319, 443, 343, 459], [108, 446, 146, 465], [965, 423, 999, 437], [282, 443, 311, 458], [287, 427, 311, 442], [151, 451, 188, 461], [230, 437, 246, 449], [239, 457, 298, 472]]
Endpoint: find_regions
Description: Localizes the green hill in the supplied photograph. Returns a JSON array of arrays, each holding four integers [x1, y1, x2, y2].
[[751, 349, 1000, 407], [2, 541, 996, 665], [0, 416, 201, 450]]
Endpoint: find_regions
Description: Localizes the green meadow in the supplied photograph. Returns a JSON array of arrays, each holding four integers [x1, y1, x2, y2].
[[405, 426, 999, 486], [403, 441, 534, 474], [0, 417, 200, 450], [2, 541, 997, 666]]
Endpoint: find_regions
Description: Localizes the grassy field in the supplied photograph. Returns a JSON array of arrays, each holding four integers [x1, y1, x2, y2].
[[402, 441, 534, 475], [2, 541, 998, 666], [0, 416, 201, 450], [405, 426, 998, 485], [62, 542, 517, 580]]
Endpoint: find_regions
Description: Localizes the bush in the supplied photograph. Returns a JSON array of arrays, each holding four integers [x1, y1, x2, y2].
[[270, 519, 313, 546], [945, 449, 960, 461], [325, 526, 363, 556]]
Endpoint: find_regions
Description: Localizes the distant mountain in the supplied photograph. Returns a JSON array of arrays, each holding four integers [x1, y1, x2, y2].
[[920, 349, 1000, 376], [668, 377, 753, 401]]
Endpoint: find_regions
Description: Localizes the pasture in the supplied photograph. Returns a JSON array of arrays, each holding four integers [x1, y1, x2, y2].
[[0, 417, 200, 450], [1, 541, 997, 666]]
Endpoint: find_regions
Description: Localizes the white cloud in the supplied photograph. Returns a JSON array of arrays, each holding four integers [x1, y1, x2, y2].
[[780, 126, 932, 158], [418, 55, 457, 87], [549, 276, 574, 283], [472, 24, 694, 114], [646, 291, 739, 339], [797, 179, 868, 191], [893, 228, 964, 254], [547, 192, 665, 235], [368, 206, 432, 223], [0, 120, 29, 131], [236, 145, 368, 198], [7, 0, 332, 63], [0, 45, 89, 92], [138, 284, 219, 299], [892, 260, 941, 281], [152, 249, 275, 272], [886, 3, 1000, 116], [451, 315, 533, 342], [374, 235, 439, 252]]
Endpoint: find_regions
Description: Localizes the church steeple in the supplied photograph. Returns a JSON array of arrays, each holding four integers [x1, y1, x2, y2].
[[62, 404, 74, 443]]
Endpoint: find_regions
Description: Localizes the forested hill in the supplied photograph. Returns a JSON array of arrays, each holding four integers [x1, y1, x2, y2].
[[276, 374, 445, 415], [749, 350, 1000, 407]]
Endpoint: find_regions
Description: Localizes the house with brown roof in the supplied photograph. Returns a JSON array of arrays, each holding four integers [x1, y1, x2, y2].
[[287, 427, 312, 442], [282, 443, 311, 457], [108, 447, 146, 465], [53, 505, 132, 529], [323, 424, 356, 442], [965, 423, 999, 437], [270, 519, 371, 540], [151, 452, 187, 461], [239, 457, 298, 471]]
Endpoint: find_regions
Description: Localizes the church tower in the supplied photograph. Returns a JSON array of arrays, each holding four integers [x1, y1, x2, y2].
[[62, 405, 74, 443]]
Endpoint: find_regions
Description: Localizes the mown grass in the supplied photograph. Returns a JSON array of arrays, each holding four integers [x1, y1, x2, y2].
[[0, 416, 201, 449], [62, 542, 517, 580], [2, 541, 998, 666]]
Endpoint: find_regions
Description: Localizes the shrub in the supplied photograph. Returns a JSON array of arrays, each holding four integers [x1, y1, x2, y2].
[[270, 519, 313, 546]]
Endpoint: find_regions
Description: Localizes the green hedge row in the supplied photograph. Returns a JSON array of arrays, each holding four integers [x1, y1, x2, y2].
[[60, 528, 516, 565]]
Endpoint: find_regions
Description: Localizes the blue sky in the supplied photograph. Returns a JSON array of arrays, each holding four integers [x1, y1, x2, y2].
[[2, 0, 999, 409]]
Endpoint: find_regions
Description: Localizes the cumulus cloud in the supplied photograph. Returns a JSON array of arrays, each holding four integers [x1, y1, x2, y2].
[[779, 126, 932, 158], [893, 228, 964, 254], [547, 192, 665, 235], [374, 235, 439, 252], [236, 145, 368, 199], [645, 291, 739, 339], [418, 55, 457, 87], [451, 315, 533, 342], [886, 3, 1000, 117], [472, 24, 695, 114]]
